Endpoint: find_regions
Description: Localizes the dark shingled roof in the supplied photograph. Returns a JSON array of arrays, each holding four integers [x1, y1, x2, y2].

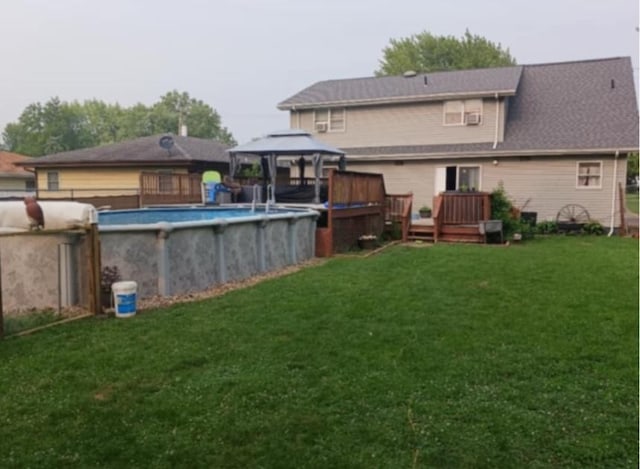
[[498, 57, 639, 151], [278, 66, 523, 110], [20, 135, 231, 167], [312, 57, 638, 157]]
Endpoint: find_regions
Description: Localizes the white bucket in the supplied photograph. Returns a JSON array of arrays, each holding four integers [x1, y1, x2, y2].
[[112, 281, 137, 318]]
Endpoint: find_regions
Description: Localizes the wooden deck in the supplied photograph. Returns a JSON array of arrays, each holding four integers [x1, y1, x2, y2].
[[408, 192, 491, 244]]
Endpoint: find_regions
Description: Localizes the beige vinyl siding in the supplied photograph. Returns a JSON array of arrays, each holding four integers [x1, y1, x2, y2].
[[0, 177, 31, 191], [482, 155, 624, 225], [290, 99, 506, 148], [346, 154, 625, 226], [36, 167, 189, 198]]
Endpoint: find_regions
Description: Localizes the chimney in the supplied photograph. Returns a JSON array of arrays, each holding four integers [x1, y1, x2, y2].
[[424, 75, 428, 85], [180, 124, 188, 137]]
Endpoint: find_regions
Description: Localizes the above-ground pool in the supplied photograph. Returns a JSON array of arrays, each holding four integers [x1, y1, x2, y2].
[[98, 206, 296, 226], [98, 205, 318, 300]]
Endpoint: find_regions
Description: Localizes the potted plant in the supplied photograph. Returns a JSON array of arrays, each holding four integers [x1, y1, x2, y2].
[[101, 265, 121, 311], [358, 234, 377, 250], [418, 205, 432, 218]]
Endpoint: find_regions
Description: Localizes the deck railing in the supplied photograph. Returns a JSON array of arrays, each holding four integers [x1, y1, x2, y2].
[[385, 193, 413, 241], [139, 172, 202, 206], [433, 192, 491, 241]]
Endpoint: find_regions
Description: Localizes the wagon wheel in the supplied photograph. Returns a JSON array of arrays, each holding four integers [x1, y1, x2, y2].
[[556, 204, 590, 224]]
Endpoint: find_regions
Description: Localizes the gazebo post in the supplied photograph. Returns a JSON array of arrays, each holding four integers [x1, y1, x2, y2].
[[312, 152, 322, 204], [269, 153, 277, 203]]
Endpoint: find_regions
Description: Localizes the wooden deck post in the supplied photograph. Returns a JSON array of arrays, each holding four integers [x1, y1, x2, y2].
[[87, 223, 102, 314]]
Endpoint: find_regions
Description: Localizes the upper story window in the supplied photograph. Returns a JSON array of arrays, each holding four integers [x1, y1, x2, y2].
[[576, 161, 602, 189], [314, 108, 346, 132], [443, 99, 483, 126], [47, 171, 59, 191]]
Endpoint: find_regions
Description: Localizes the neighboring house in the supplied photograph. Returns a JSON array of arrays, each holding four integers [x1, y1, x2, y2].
[[0, 151, 36, 198], [278, 57, 639, 227], [18, 134, 231, 206]]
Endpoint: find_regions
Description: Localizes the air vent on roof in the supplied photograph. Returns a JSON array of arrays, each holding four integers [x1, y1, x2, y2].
[[159, 135, 174, 153], [403, 70, 417, 78]]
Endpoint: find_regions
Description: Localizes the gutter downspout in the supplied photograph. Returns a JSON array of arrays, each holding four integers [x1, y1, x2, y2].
[[492, 93, 500, 150], [607, 150, 620, 237]]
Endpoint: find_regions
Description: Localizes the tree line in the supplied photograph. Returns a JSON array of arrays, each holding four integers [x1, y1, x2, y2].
[[2, 90, 236, 157]]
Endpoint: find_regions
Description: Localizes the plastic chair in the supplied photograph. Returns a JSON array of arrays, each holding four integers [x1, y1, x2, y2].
[[202, 171, 229, 204]]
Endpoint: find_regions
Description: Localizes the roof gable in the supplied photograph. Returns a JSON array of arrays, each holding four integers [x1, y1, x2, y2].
[[278, 66, 523, 110]]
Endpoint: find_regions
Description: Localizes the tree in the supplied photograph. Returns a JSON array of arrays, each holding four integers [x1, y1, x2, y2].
[[376, 29, 516, 76], [1, 91, 235, 156], [150, 91, 235, 144]]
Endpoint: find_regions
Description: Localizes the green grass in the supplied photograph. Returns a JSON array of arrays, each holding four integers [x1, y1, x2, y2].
[[626, 192, 639, 214], [0, 237, 637, 468], [3, 309, 64, 335]]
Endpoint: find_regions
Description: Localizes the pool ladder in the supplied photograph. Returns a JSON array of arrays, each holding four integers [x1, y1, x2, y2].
[[250, 184, 274, 214], [251, 184, 260, 213]]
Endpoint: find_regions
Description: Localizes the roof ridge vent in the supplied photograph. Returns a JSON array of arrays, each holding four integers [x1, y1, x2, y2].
[[403, 70, 417, 78]]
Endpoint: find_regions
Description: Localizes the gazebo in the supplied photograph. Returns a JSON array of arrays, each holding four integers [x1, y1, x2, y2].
[[227, 129, 345, 204]]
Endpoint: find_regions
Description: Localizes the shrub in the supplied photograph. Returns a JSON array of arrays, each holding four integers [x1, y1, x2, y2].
[[582, 221, 604, 235], [535, 220, 558, 234], [490, 184, 520, 237]]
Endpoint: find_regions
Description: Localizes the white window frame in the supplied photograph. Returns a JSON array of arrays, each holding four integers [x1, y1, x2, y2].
[[576, 161, 602, 189], [47, 171, 59, 191], [314, 108, 346, 132], [457, 165, 482, 191], [443, 99, 483, 126]]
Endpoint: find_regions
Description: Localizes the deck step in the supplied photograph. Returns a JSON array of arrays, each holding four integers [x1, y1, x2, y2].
[[407, 223, 485, 244]]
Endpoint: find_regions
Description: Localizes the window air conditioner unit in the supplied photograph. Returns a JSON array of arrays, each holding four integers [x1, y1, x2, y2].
[[315, 122, 328, 132], [466, 113, 481, 125]]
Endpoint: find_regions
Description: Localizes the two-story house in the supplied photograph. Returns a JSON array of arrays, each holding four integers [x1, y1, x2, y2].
[[278, 57, 639, 228]]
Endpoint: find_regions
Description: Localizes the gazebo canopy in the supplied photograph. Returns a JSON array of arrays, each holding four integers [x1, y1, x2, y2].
[[227, 129, 345, 203]]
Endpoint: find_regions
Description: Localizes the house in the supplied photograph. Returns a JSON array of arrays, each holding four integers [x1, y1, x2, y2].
[[18, 134, 232, 208], [278, 57, 639, 228], [0, 151, 36, 198]]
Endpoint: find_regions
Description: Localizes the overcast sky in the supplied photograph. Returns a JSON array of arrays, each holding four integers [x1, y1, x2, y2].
[[1, 0, 638, 145]]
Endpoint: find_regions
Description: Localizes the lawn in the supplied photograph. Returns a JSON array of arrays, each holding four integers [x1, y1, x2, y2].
[[0, 237, 637, 468]]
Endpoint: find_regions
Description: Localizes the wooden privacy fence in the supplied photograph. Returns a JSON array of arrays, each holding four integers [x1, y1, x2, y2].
[[316, 170, 387, 256], [139, 172, 202, 206]]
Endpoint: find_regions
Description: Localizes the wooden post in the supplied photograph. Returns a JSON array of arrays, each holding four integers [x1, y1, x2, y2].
[[87, 223, 102, 314]]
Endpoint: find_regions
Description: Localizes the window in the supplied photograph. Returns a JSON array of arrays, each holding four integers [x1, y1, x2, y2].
[[576, 161, 602, 188], [47, 171, 59, 191], [443, 99, 483, 126], [440, 165, 481, 192], [458, 166, 480, 191], [314, 108, 346, 132], [25, 179, 36, 191]]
